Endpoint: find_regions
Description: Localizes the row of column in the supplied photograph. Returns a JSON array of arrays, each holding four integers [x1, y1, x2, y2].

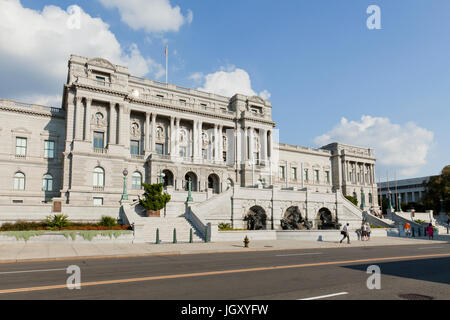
[[242, 127, 270, 164], [74, 97, 125, 146], [343, 161, 375, 185]]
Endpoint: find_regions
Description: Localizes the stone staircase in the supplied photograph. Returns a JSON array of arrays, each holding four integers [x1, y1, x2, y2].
[[141, 217, 204, 243]]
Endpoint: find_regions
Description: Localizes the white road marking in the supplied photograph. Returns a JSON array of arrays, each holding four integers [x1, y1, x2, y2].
[[299, 292, 349, 300], [0, 268, 66, 275], [417, 247, 443, 250], [276, 253, 323, 257]]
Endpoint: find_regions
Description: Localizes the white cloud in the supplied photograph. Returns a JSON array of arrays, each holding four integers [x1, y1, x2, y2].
[[259, 90, 271, 100], [0, 0, 163, 106], [314, 115, 434, 177], [99, 0, 193, 33], [197, 66, 271, 99]]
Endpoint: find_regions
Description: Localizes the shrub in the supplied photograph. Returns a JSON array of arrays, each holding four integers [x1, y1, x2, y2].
[[345, 195, 358, 206], [218, 222, 232, 230], [98, 216, 118, 227], [139, 183, 171, 211], [45, 214, 69, 230]]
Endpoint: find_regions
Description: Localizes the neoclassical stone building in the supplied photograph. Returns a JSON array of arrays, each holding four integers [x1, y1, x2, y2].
[[0, 55, 378, 230]]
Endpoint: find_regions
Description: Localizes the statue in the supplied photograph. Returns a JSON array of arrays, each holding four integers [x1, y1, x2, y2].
[[281, 206, 312, 230], [244, 208, 267, 230]]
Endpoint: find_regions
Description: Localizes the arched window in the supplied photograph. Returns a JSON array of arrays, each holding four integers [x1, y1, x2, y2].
[[13, 172, 25, 190], [132, 171, 142, 190], [93, 167, 105, 187], [42, 174, 53, 191]]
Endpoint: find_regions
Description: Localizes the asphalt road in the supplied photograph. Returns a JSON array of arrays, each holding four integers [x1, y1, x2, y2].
[[0, 243, 448, 300]]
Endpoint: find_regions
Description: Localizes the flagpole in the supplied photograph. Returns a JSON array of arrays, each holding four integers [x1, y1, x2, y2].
[[165, 45, 168, 84]]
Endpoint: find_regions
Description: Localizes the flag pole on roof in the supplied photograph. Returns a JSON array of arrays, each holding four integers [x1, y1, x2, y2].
[[165, 45, 168, 84]]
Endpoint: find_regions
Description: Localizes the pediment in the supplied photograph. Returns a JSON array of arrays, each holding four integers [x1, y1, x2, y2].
[[11, 127, 32, 134], [87, 58, 116, 71], [248, 95, 265, 104]]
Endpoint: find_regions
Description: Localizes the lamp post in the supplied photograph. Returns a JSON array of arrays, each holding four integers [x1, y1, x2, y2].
[[360, 188, 365, 210], [186, 177, 193, 202], [121, 169, 128, 201], [158, 169, 165, 185], [398, 194, 403, 212], [387, 190, 393, 211]]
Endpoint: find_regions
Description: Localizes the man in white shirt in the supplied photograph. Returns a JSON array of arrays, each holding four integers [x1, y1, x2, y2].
[[340, 223, 350, 244]]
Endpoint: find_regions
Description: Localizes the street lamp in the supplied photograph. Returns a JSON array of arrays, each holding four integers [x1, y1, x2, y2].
[[186, 177, 193, 202], [360, 188, 365, 210], [121, 169, 128, 201], [158, 169, 165, 185], [398, 194, 403, 212], [387, 190, 393, 211]]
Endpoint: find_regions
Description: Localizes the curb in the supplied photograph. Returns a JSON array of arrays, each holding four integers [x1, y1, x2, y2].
[[0, 240, 448, 264]]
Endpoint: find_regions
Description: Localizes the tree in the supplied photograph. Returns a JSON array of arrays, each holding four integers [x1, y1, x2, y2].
[[422, 169, 450, 214], [139, 183, 171, 211], [345, 195, 358, 206]]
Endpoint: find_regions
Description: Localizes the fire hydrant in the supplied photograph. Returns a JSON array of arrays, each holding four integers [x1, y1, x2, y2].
[[244, 236, 250, 248]]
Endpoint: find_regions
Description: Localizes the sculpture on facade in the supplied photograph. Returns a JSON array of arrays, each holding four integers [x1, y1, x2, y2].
[[244, 206, 267, 230], [280, 206, 312, 230]]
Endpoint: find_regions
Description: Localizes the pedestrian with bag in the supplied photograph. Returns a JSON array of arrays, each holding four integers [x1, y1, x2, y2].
[[340, 223, 350, 244]]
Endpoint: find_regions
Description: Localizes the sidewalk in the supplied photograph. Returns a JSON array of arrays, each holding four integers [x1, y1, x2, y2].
[[0, 236, 448, 264]]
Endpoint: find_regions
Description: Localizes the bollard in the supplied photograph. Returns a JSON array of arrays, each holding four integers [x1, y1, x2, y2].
[[189, 228, 193, 243], [204, 225, 209, 243], [156, 228, 161, 244], [173, 228, 177, 243]]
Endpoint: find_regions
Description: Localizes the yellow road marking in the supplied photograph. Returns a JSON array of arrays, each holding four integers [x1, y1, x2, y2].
[[0, 252, 449, 295]]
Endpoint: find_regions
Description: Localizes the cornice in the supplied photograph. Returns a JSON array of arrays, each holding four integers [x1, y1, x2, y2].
[[0, 105, 65, 119]]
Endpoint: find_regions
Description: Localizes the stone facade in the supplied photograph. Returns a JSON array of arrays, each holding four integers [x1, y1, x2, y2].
[[0, 55, 378, 224]]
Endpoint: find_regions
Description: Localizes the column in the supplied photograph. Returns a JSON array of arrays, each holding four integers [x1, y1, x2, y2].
[[109, 102, 117, 145], [117, 103, 123, 145], [192, 120, 198, 160], [198, 121, 203, 159], [151, 113, 156, 152], [145, 112, 150, 152], [75, 96, 83, 140], [84, 98, 91, 141], [261, 129, 267, 164], [248, 127, 254, 163], [218, 125, 223, 163], [170, 116, 175, 155], [243, 127, 248, 163], [176, 117, 181, 158], [123, 104, 130, 150]]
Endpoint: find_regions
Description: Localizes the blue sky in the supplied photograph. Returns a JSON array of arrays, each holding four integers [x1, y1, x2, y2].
[[1, 0, 449, 180]]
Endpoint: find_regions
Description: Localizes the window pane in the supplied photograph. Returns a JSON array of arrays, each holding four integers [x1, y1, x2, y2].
[[94, 132, 104, 149], [156, 143, 164, 155], [16, 137, 27, 156], [130, 140, 139, 155]]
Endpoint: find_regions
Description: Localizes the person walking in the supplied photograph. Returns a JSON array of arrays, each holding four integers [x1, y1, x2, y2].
[[426, 223, 434, 240], [340, 223, 350, 244], [361, 222, 367, 241], [404, 222, 411, 237], [366, 222, 371, 241]]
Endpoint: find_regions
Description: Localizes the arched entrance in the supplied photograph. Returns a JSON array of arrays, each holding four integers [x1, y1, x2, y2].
[[244, 206, 267, 230], [316, 207, 340, 230], [208, 173, 220, 194], [184, 171, 198, 191], [162, 169, 174, 187], [281, 206, 311, 230]]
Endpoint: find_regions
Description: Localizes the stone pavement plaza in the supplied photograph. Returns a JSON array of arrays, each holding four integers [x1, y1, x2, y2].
[[0, 237, 448, 264]]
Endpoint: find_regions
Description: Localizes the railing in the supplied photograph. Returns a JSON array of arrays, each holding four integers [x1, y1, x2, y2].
[[93, 186, 104, 191], [131, 154, 145, 160], [93, 148, 107, 154]]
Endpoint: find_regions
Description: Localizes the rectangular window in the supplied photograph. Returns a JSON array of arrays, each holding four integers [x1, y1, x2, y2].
[[279, 166, 285, 179], [200, 103, 207, 110], [314, 170, 319, 183], [44, 140, 55, 158], [155, 143, 164, 155], [179, 99, 186, 106], [325, 171, 330, 184], [96, 76, 106, 85], [130, 140, 139, 155], [223, 151, 227, 162], [291, 167, 297, 180], [202, 148, 207, 160], [179, 146, 187, 157], [93, 197, 103, 206], [15, 137, 27, 156], [303, 169, 309, 182], [93, 132, 104, 149]]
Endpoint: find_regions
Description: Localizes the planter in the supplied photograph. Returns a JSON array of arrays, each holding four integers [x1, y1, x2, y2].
[[0, 230, 134, 243], [146, 210, 160, 217]]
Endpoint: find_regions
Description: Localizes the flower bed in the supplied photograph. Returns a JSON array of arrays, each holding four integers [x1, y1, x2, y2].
[[0, 230, 133, 242]]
